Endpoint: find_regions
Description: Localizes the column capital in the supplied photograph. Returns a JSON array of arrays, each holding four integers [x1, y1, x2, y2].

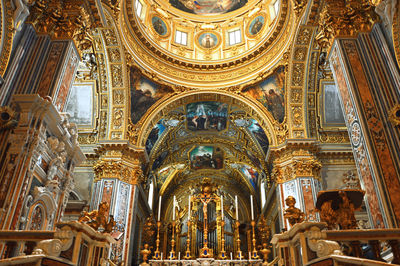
[[26, 0, 101, 55], [315, 0, 379, 51], [269, 140, 321, 183], [93, 160, 144, 185]]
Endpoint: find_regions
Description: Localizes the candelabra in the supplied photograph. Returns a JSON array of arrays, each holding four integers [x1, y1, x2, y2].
[[235, 220, 242, 259], [251, 220, 259, 259], [219, 219, 227, 259], [184, 219, 192, 259], [153, 221, 161, 259], [169, 221, 176, 259]]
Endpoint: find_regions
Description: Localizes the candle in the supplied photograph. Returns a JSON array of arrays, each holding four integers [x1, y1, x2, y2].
[[235, 195, 239, 220], [188, 195, 191, 219], [178, 252, 180, 260], [250, 195, 254, 221], [161, 252, 163, 260], [221, 195, 224, 219], [173, 195, 176, 220], [249, 252, 251, 260], [230, 252, 233, 260], [158, 196, 162, 221]]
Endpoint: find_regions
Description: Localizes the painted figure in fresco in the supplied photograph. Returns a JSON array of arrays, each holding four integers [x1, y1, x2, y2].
[[251, 18, 263, 35], [170, 0, 247, 15], [153, 18, 165, 35], [187, 102, 227, 131], [266, 89, 284, 122], [201, 34, 215, 48], [190, 146, 223, 170]]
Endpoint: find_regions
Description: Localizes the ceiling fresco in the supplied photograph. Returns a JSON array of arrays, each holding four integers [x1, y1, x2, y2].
[[143, 98, 271, 203], [243, 65, 285, 123], [169, 0, 248, 15]]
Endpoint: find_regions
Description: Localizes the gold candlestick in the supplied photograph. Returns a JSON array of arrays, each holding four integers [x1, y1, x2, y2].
[[219, 219, 227, 259], [235, 220, 242, 259], [169, 221, 176, 259], [184, 220, 192, 259], [153, 221, 161, 260], [251, 220, 259, 259]]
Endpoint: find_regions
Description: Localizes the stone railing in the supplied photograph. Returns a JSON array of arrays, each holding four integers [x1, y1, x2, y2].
[[271, 222, 400, 266], [0, 221, 115, 265]]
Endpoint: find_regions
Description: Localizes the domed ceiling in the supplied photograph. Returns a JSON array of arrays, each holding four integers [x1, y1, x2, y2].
[[120, 0, 298, 88]]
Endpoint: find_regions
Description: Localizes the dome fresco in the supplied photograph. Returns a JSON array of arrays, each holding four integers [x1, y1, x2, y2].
[[169, 0, 248, 15]]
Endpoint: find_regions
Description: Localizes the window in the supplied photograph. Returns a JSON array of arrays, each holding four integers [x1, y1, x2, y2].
[[148, 180, 154, 209], [135, 0, 143, 17], [229, 29, 241, 46], [261, 181, 266, 208], [175, 30, 188, 46], [274, 0, 280, 15]]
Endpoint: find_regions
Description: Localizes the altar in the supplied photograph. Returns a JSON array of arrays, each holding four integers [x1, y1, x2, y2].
[[141, 180, 269, 265], [149, 258, 263, 266]]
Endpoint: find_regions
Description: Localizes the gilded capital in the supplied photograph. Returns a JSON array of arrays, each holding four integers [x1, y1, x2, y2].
[[315, 0, 378, 50], [93, 160, 144, 185]]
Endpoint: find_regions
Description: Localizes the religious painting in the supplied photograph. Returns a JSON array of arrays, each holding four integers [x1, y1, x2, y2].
[[186, 101, 228, 131], [158, 166, 176, 184], [243, 66, 285, 123], [247, 119, 269, 154], [247, 15, 265, 37], [65, 84, 93, 126], [151, 16, 169, 37], [323, 83, 345, 125], [169, 0, 247, 15], [197, 32, 220, 49], [130, 74, 171, 124], [152, 150, 169, 170], [246, 149, 262, 169], [145, 119, 166, 155], [189, 146, 223, 170], [241, 165, 259, 190]]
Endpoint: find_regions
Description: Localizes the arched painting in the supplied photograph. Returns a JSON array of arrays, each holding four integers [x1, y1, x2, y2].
[[241, 165, 258, 190], [247, 119, 269, 154], [169, 0, 248, 15], [145, 119, 166, 155], [130, 68, 173, 124], [243, 66, 285, 123], [190, 146, 223, 170], [151, 16, 169, 36], [186, 101, 228, 131], [248, 15, 265, 36], [197, 32, 220, 49]]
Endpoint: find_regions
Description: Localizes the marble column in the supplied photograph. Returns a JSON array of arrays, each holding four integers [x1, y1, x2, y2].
[[270, 141, 322, 230], [328, 25, 400, 228], [91, 144, 146, 264]]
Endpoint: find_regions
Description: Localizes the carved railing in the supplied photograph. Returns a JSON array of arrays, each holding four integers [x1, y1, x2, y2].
[[0, 221, 115, 265], [271, 222, 400, 266]]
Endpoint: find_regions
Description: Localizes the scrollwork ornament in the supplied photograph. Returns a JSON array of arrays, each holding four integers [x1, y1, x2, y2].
[[389, 104, 400, 127]]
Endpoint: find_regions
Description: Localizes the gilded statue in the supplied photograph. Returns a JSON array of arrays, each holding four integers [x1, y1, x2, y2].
[[79, 202, 116, 233], [283, 196, 305, 226]]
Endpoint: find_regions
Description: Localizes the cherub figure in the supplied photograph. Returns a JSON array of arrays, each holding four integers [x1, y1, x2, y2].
[[283, 196, 305, 226]]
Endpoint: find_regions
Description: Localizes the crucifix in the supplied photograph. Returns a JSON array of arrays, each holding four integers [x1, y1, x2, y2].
[[196, 181, 216, 258]]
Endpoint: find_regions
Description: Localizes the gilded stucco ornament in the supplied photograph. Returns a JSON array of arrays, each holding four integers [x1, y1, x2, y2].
[[0, 106, 19, 131], [120, 0, 297, 88], [26, 0, 100, 56], [93, 160, 144, 185], [0, 0, 14, 77], [389, 104, 400, 126], [315, 0, 378, 51]]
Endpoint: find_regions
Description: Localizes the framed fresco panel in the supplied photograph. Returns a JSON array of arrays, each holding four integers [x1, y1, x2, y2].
[[321, 81, 345, 127], [64, 83, 95, 128], [189, 145, 223, 170], [186, 101, 228, 131]]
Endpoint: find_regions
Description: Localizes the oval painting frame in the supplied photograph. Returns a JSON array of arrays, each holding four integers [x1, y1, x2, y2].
[[195, 31, 221, 50], [246, 14, 266, 38], [151, 15, 170, 38]]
